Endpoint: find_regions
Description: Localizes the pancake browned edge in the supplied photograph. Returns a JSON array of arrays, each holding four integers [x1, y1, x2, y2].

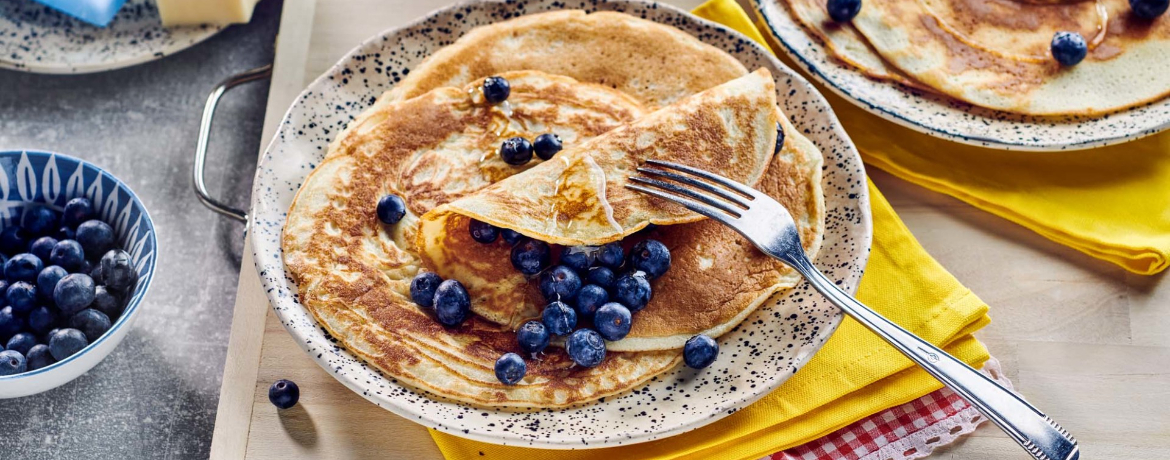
[[283, 71, 681, 408]]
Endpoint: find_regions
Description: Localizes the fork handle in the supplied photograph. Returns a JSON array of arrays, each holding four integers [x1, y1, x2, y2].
[[788, 256, 1079, 460]]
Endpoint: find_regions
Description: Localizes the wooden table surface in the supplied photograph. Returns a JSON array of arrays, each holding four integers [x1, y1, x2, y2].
[[209, 1, 1170, 458]]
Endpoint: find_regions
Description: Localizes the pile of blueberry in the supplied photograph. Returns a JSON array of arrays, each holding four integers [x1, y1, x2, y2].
[[0, 198, 137, 376], [480, 75, 564, 166]]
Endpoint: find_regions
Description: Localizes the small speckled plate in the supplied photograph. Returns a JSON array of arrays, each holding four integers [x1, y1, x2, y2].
[[249, 0, 871, 449], [753, 0, 1170, 151], [0, 0, 222, 74]]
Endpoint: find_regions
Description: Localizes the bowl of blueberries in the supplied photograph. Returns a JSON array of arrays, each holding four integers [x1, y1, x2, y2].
[[0, 150, 156, 398]]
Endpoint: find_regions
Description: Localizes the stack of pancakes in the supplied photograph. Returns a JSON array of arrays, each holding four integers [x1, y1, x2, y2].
[[282, 11, 825, 408], [783, 0, 1170, 115]]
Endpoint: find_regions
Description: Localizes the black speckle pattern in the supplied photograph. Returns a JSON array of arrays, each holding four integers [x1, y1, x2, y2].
[[0, 0, 222, 74], [249, 0, 871, 449], [753, 0, 1170, 151]]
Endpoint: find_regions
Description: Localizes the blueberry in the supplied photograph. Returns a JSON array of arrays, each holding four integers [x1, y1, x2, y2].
[[585, 266, 616, 290], [6, 281, 35, 313], [268, 379, 300, 409], [533, 133, 563, 160], [54, 274, 95, 315], [63, 197, 95, 228], [56, 226, 75, 241], [6, 332, 36, 356], [91, 264, 105, 285], [27, 305, 57, 334], [500, 137, 533, 166], [538, 265, 582, 302], [76, 220, 115, 258], [481, 76, 511, 104], [593, 303, 633, 341], [541, 301, 577, 336], [21, 206, 58, 236], [468, 219, 499, 243], [500, 228, 523, 245], [409, 272, 443, 308], [0, 350, 26, 375], [0, 227, 28, 255], [91, 286, 122, 319], [827, 0, 862, 22], [376, 194, 407, 225], [100, 250, 135, 291], [1131, 0, 1169, 18], [596, 242, 624, 269], [510, 238, 551, 276], [432, 279, 470, 327], [684, 334, 719, 369], [50, 240, 86, 272], [1051, 32, 1087, 66], [25, 344, 54, 370], [69, 309, 112, 342], [48, 328, 88, 360], [574, 284, 609, 320], [614, 271, 652, 312], [30, 236, 57, 262], [45, 328, 60, 344], [37, 266, 68, 303], [629, 239, 671, 279], [516, 320, 550, 355], [566, 329, 606, 367], [560, 246, 596, 273], [494, 352, 526, 385], [5, 253, 42, 283], [0, 279, 8, 303], [0, 306, 23, 341]]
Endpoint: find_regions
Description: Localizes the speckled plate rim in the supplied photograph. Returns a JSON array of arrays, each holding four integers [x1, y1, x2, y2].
[[248, 0, 872, 449], [750, 0, 1170, 152]]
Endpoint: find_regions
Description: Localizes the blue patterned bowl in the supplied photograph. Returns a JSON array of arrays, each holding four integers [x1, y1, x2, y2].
[[0, 150, 157, 398]]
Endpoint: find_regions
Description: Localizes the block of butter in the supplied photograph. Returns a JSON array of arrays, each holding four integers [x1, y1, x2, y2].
[[157, 0, 261, 26]]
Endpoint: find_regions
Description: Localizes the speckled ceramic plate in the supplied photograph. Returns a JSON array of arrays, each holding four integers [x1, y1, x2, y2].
[[753, 0, 1170, 151], [0, 0, 222, 74], [249, 0, 871, 449]]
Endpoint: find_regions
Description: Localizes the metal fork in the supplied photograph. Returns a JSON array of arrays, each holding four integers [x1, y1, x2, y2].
[[627, 160, 1079, 460]]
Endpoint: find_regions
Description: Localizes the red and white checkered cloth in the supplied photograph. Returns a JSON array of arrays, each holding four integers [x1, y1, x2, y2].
[[761, 357, 1009, 460]]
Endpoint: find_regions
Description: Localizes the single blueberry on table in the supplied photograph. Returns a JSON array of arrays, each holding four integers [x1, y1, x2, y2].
[[27, 306, 57, 334], [516, 320, 550, 355], [481, 76, 511, 104], [432, 279, 471, 327], [533, 133, 563, 161], [21, 206, 58, 236], [494, 352, 527, 385], [586, 266, 616, 290], [594, 303, 632, 341], [500, 228, 523, 245], [0, 350, 26, 375], [268, 379, 300, 409], [684, 334, 719, 369], [409, 272, 443, 308], [0, 227, 28, 255], [468, 219, 499, 244], [541, 301, 577, 336], [76, 220, 115, 258], [499, 137, 534, 166], [376, 194, 407, 225], [827, 0, 862, 22], [574, 284, 609, 321], [100, 249, 135, 292], [0, 306, 23, 340], [30, 236, 57, 262], [629, 239, 671, 279], [54, 273, 96, 315], [538, 265, 582, 303], [560, 246, 596, 273], [596, 242, 624, 269], [50, 240, 86, 272], [37, 266, 68, 303], [25, 344, 54, 370], [566, 329, 606, 367], [510, 238, 551, 276], [1130, 0, 1169, 18], [614, 271, 652, 312], [6, 281, 36, 313], [69, 309, 112, 342], [56, 226, 75, 241], [1051, 31, 1087, 66], [5, 332, 36, 356], [5, 253, 43, 283], [49, 328, 88, 361], [63, 197, 94, 228], [91, 286, 122, 319]]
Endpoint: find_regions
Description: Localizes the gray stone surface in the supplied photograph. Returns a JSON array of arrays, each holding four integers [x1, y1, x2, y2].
[[0, 1, 282, 458]]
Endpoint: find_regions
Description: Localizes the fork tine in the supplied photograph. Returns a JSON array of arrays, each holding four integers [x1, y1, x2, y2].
[[644, 159, 759, 197], [636, 167, 751, 209], [624, 183, 740, 226], [628, 176, 743, 217]]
